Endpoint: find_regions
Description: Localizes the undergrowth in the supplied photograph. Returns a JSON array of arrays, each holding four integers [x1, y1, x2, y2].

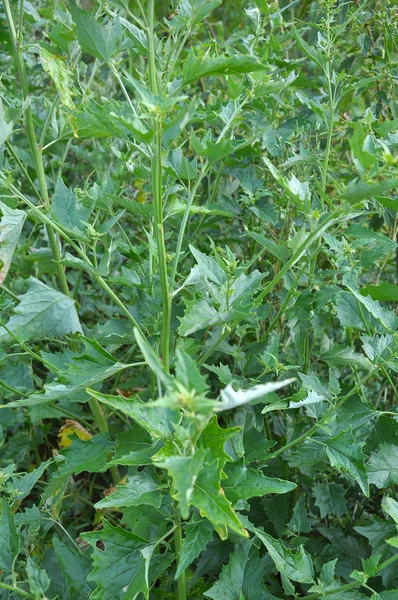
[[0, 1, 398, 599]]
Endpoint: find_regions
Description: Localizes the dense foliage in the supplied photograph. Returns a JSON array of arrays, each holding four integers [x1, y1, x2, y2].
[[1, 0, 398, 598]]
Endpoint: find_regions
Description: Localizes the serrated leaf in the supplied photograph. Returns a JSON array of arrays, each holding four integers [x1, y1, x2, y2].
[[0, 278, 82, 347], [51, 177, 91, 234], [55, 433, 113, 477], [190, 245, 227, 285], [176, 517, 214, 579], [204, 540, 275, 600], [222, 463, 296, 504], [70, 5, 122, 62], [182, 52, 267, 86], [26, 557, 50, 598], [82, 520, 151, 600], [191, 460, 248, 539], [200, 415, 240, 464], [324, 429, 369, 495], [313, 483, 347, 518], [0, 201, 26, 285], [86, 389, 177, 439], [0, 100, 13, 146], [95, 472, 163, 510], [368, 444, 398, 488], [158, 448, 207, 518], [292, 27, 327, 68], [53, 538, 93, 599], [344, 179, 398, 204], [344, 274, 398, 332], [0, 498, 20, 572], [188, 0, 223, 25], [382, 497, 398, 525], [3, 338, 128, 408], [40, 48, 75, 110], [255, 528, 314, 584]]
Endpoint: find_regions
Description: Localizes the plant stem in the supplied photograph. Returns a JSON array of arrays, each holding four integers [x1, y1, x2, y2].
[[173, 502, 187, 600], [301, 553, 398, 600], [256, 209, 343, 304], [268, 369, 377, 460], [147, 0, 171, 370], [3, 0, 69, 298], [0, 582, 34, 600], [321, 5, 335, 192]]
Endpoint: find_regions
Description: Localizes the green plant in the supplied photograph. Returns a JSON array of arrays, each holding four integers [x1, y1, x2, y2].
[[0, 0, 398, 599]]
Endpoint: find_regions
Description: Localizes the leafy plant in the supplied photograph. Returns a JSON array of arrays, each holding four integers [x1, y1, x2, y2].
[[0, 0, 398, 599]]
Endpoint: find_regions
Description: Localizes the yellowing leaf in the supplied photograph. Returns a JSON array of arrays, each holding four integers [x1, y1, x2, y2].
[[58, 419, 92, 448]]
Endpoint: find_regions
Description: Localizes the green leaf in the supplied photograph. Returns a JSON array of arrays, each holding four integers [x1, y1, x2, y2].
[[82, 520, 151, 600], [86, 389, 177, 439], [10, 459, 52, 501], [368, 444, 398, 488], [51, 177, 92, 234], [182, 52, 267, 86], [382, 497, 398, 525], [344, 274, 398, 332], [361, 283, 398, 302], [54, 433, 113, 477], [204, 540, 275, 600], [0, 201, 26, 284], [158, 449, 207, 519], [218, 378, 295, 412], [134, 328, 173, 388], [0, 99, 13, 146], [2, 338, 127, 408], [313, 483, 347, 518], [95, 472, 163, 510], [255, 528, 314, 584], [200, 415, 240, 464], [246, 231, 292, 262], [188, 0, 223, 25], [0, 498, 20, 572], [344, 179, 398, 204], [0, 278, 82, 347], [320, 345, 371, 369], [70, 4, 122, 62], [288, 496, 313, 534], [175, 348, 209, 395], [190, 245, 227, 285], [324, 429, 369, 495], [191, 460, 248, 539], [39, 48, 75, 110], [176, 517, 214, 579], [222, 463, 296, 504], [26, 557, 50, 599], [53, 538, 93, 600], [292, 27, 327, 68], [355, 516, 397, 555]]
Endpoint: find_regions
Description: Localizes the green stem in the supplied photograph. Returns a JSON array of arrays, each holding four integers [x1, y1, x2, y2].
[[268, 369, 377, 460], [3, 0, 69, 298], [0, 378, 27, 397], [301, 581, 361, 600], [147, 1, 171, 371], [3, 179, 147, 340], [321, 7, 335, 193], [0, 582, 35, 599], [301, 553, 398, 600], [255, 209, 343, 304], [173, 502, 187, 600]]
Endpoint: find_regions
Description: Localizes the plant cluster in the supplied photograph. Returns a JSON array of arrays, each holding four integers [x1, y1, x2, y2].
[[0, 0, 398, 599]]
